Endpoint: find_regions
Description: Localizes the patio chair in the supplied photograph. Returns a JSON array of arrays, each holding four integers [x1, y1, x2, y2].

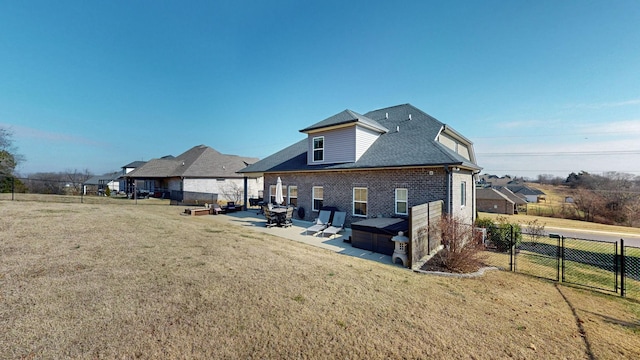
[[322, 211, 346, 238], [305, 210, 331, 235], [264, 206, 278, 228], [281, 206, 294, 228], [211, 203, 224, 215], [224, 201, 237, 212]]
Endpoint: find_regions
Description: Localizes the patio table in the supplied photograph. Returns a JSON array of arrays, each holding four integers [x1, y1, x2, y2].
[[269, 207, 288, 226]]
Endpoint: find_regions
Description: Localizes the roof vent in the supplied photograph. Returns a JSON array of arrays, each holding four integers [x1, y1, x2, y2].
[[385, 112, 388, 119], [396, 125, 400, 132], [409, 114, 412, 120]]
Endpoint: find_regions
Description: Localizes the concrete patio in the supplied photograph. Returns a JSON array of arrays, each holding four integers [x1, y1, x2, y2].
[[219, 209, 404, 268]]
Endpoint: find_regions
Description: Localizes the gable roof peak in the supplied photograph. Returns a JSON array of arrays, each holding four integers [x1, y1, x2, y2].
[[300, 109, 388, 134]]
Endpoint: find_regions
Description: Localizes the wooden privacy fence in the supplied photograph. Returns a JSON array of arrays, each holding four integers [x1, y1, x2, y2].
[[409, 200, 443, 269]]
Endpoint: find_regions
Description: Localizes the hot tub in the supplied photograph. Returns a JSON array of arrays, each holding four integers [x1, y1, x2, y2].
[[350, 217, 409, 256]]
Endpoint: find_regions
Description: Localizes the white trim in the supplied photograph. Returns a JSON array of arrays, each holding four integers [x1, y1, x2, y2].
[[312, 186, 323, 211], [395, 188, 408, 215], [353, 187, 368, 217], [312, 136, 324, 162]]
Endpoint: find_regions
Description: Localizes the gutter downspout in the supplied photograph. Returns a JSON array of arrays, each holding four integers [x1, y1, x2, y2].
[[445, 166, 452, 215]]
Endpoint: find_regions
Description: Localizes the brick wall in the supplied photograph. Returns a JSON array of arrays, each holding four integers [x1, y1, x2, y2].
[[264, 167, 473, 227]]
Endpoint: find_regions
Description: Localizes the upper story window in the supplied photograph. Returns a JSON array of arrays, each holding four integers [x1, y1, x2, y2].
[[395, 188, 408, 215], [312, 186, 323, 211], [353, 187, 368, 217], [313, 136, 324, 162]]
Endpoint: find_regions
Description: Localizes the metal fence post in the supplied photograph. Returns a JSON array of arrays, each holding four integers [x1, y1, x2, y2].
[[561, 235, 565, 282], [614, 241, 619, 295], [620, 239, 625, 298], [510, 225, 515, 272]]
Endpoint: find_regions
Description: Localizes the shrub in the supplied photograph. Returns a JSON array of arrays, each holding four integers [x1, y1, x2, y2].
[[476, 216, 521, 252], [433, 214, 484, 273], [105, 187, 111, 197]]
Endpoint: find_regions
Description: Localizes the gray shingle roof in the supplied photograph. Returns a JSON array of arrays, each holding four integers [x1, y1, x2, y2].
[[477, 188, 515, 203], [125, 145, 259, 179], [84, 171, 121, 185], [300, 109, 388, 133], [122, 160, 146, 169], [240, 104, 480, 174]]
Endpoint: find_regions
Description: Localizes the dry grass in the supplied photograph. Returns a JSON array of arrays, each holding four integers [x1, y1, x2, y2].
[[1, 201, 639, 359]]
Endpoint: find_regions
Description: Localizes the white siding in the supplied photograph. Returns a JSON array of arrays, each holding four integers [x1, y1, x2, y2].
[[438, 133, 457, 152], [183, 177, 263, 202], [307, 127, 356, 164], [438, 132, 471, 161], [306, 125, 381, 165], [355, 125, 380, 161], [451, 171, 474, 224], [184, 178, 219, 193]]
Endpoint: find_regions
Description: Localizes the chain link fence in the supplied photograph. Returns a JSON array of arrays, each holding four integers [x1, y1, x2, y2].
[[482, 224, 638, 300]]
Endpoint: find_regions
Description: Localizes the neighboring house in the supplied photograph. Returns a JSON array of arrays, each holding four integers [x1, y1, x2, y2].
[[477, 174, 522, 187], [496, 186, 528, 212], [239, 103, 481, 227], [124, 145, 262, 204], [506, 185, 545, 203], [83, 171, 122, 195], [120, 160, 148, 194], [477, 188, 517, 215]]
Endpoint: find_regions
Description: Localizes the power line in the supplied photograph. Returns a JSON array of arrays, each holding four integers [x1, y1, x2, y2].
[[477, 150, 640, 157]]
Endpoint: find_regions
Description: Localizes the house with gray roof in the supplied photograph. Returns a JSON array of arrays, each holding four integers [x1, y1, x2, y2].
[[477, 188, 519, 215], [239, 103, 481, 227], [124, 145, 262, 204], [83, 171, 122, 195], [506, 185, 545, 203]]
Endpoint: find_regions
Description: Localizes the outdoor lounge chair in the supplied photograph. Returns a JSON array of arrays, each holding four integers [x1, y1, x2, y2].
[[305, 210, 331, 235], [322, 211, 346, 238]]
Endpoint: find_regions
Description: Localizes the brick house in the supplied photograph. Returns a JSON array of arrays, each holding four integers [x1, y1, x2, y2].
[[239, 104, 481, 226], [124, 145, 263, 203]]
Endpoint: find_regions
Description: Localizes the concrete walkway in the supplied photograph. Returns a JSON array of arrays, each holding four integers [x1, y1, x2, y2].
[[220, 210, 403, 267]]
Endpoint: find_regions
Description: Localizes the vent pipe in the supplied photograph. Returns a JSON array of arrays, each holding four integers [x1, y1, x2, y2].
[[409, 114, 412, 120], [385, 112, 388, 119], [396, 125, 400, 132]]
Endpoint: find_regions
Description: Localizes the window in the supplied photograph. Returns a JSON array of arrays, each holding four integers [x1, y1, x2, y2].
[[269, 185, 276, 204], [461, 181, 466, 206], [395, 188, 408, 215], [313, 136, 324, 162], [288, 186, 298, 207], [312, 186, 323, 211], [353, 187, 368, 217]]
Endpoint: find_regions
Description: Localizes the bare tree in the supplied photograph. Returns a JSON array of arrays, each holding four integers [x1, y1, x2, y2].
[[63, 169, 92, 195], [0, 127, 23, 177], [220, 182, 244, 204], [571, 188, 605, 222]]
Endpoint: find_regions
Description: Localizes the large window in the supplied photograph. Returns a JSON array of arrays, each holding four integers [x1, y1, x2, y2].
[[353, 187, 368, 217], [395, 188, 408, 215], [461, 181, 466, 206], [288, 186, 298, 207], [312, 186, 323, 211], [313, 136, 324, 162]]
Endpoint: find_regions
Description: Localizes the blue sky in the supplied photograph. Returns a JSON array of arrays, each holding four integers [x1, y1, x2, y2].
[[1, 0, 639, 178]]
